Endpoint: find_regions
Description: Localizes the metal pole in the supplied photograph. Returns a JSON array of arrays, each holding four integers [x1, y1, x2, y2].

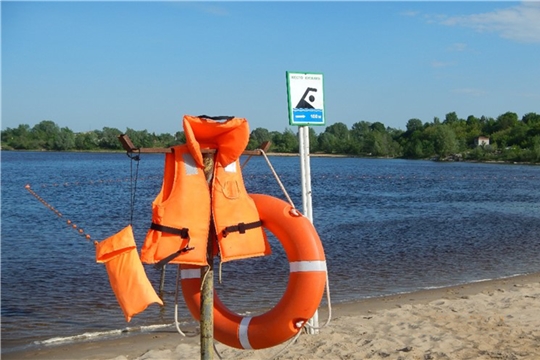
[[201, 153, 215, 359], [298, 126, 319, 334]]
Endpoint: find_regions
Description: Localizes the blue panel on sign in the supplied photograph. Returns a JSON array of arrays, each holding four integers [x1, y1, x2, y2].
[[293, 109, 324, 124]]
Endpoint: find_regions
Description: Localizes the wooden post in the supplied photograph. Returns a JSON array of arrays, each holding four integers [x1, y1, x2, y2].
[[200, 153, 215, 359]]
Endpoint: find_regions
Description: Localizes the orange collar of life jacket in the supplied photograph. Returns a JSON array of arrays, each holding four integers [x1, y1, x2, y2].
[[183, 115, 250, 167]]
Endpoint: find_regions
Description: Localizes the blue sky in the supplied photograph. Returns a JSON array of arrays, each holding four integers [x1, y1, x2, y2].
[[2, 1, 540, 135]]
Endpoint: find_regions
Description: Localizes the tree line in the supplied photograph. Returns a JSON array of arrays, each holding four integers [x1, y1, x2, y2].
[[2, 111, 540, 163]]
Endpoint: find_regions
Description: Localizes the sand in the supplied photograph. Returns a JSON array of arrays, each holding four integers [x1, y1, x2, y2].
[[3, 273, 539, 360]]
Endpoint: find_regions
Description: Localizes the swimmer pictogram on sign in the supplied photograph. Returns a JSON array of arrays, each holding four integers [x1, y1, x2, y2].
[[296, 88, 317, 109], [286, 72, 325, 126]]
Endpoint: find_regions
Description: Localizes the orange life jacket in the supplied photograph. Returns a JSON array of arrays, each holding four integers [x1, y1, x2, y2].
[[96, 225, 163, 322], [140, 115, 271, 266]]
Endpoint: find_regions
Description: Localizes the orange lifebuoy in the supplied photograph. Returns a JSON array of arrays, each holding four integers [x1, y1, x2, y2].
[[181, 194, 327, 349]]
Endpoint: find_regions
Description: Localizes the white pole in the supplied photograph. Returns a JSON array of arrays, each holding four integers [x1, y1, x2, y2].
[[298, 126, 319, 334]]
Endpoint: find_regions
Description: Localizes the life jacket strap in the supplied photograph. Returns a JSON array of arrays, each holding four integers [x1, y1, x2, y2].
[[153, 245, 195, 270], [150, 223, 189, 238], [150, 223, 194, 269], [221, 220, 263, 238]]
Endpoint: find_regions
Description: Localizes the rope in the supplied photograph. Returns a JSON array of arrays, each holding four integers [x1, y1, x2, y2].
[[303, 272, 332, 331], [24, 184, 93, 242], [265, 271, 332, 360], [267, 326, 304, 360], [256, 149, 334, 336], [258, 149, 296, 209], [174, 265, 199, 338], [200, 265, 211, 291], [174, 265, 187, 336], [245, 150, 334, 359], [171, 264, 222, 360], [213, 342, 223, 360], [34, 175, 161, 189], [219, 261, 223, 284]]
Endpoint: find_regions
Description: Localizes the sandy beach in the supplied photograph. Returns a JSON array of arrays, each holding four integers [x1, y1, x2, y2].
[[4, 273, 539, 360]]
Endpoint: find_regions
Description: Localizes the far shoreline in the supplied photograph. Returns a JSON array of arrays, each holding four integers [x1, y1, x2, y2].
[[266, 151, 540, 165], [2, 148, 538, 166]]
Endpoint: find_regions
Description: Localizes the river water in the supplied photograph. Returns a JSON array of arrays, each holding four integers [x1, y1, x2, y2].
[[2, 151, 540, 353]]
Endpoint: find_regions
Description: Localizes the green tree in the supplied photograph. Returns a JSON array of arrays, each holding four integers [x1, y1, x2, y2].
[[481, 116, 497, 134], [75, 131, 99, 150], [406, 118, 423, 133], [175, 131, 186, 144], [370, 122, 386, 133], [155, 133, 177, 147], [432, 125, 457, 157], [466, 115, 479, 127], [269, 129, 298, 153], [308, 127, 319, 153], [125, 128, 153, 148], [282, 129, 299, 153], [323, 122, 350, 154], [495, 112, 519, 132], [530, 136, 540, 162], [402, 130, 426, 159], [370, 131, 394, 157], [98, 127, 123, 150], [443, 112, 459, 125], [1, 124, 35, 149], [325, 122, 349, 139], [522, 112, 540, 125], [248, 127, 271, 150], [52, 127, 75, 150], [349, 121, 371, 154], [32, 120, 61, 149], [317, 132, 338, 154], [507, 122, 529, 147], [404, 139, 425, 159]]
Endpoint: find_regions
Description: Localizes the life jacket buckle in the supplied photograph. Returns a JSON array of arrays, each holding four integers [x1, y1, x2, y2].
[[221, 222, 246, 237], [237, 222, 246, 234], [181, 245, 195, 253]]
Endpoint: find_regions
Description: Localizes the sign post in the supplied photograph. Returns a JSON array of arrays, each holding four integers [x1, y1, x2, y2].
[[286, 71, 325, 334]]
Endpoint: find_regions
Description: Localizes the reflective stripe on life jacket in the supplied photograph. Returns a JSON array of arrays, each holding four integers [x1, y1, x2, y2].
[[141, 116, 271, 266]]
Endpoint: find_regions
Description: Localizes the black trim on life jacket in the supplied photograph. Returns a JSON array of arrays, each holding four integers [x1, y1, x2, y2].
[[150, 223, 189, 238], [197, 115, 235, 121], [221, 220, 263, 238]]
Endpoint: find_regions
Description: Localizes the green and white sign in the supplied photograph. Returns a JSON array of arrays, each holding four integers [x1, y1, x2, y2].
[[286, 71, 325, 126]]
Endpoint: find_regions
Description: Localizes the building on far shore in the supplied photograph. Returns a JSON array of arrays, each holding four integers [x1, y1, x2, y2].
[[474, 136, 490, 147]]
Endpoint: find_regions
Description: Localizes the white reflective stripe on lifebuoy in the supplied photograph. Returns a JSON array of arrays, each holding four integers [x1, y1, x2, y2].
[[289, 260, 327, 273], [181, 269, 201, 279], [239, 316, 253, 349]]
